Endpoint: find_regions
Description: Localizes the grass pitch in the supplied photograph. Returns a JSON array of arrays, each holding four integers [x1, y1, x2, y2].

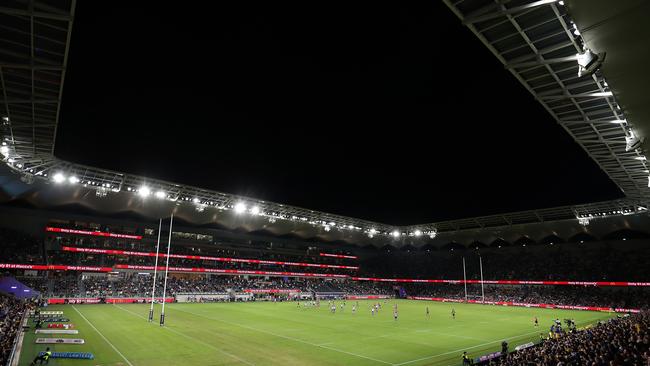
[[19, 300, 614, 366]]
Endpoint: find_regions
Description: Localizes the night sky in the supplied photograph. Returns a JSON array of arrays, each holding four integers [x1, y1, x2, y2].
[[54, 1, 622, 225]]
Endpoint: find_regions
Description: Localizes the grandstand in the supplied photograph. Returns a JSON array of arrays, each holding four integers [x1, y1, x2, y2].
[[1, 1, 650, 365]]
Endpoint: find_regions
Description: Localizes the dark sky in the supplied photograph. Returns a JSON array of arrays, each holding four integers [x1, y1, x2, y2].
[[54, 1, 622, 226]]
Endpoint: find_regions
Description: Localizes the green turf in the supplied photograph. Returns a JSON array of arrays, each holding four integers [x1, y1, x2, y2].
[[18, 300, 614, 366]]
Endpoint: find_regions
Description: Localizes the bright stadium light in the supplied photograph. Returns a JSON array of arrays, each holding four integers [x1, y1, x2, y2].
[[138, 186, 151, 197], [192, 197, 200, 204], [234, 202, 247, 214], [414, 230, 422, 237], [251, 206, 260, 215], [324, 225, 331, 232], [576, 48, 605, 77], [0, 146, 9, 155], [391, 230, 400, 238], [155, 191, 166, 199], [68, 176, 79, 184], [52, 172, 65, 183]]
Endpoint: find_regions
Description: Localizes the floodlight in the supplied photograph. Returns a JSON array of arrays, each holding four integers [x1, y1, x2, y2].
[[68, 176, 79, 184], [251, 206, 260, 215], [0, 146, 8, 155], [192, 197, 200, 204], [138, 186, 151, 197], [234, 202, 246, 214], [576, 49, 605, 77], [391, 230, 400, 238], [324, 225, 331, 232], [52, 172, 65, 183], [625, 130, 644, 152], [155, 191, 166, 199], [414, 230, 422, 237]]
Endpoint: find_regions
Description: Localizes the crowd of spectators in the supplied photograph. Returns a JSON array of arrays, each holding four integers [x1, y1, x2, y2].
[[362, 241, 650, 282], [403, 284, 650, 309], [50, 234, 352, 269], [484, 312, 650, 365], [0, 293, 28, 365], [0, 228, 42, 264]]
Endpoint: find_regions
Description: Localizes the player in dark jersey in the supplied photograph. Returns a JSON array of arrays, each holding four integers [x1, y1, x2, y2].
[[452, 308, 456, 320], [426, 306, 430, 318], [534, 316, 539, 327]]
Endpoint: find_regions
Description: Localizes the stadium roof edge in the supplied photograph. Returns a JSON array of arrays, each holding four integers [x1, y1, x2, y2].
[[441, 0, 649, 200]]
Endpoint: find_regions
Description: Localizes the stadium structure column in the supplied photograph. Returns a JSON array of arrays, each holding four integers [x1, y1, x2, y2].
[[148, 218, 162, 322], [160, 214, 174, 326], [462, 257, 468, 302]]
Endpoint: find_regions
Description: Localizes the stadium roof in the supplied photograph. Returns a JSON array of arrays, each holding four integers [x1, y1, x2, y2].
[[0, 0, 649, 245]]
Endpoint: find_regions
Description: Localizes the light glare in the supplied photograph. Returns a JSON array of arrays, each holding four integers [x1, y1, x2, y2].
[[234, 202, 246, 214], [138, 186, 151, 197], [53, 172, 65, 183]]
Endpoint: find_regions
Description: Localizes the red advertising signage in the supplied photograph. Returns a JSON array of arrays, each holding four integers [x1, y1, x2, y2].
[[114, 264, 349, 279], [62, 246, 358, 270], [47, 297, 173, 304], [0, 263, 112, 272], [4, 262, 649, 287], [407, 296, 640, 314], [243, 289, 301, 293], [319, 253, 358, 259], [47, 298, 102, 304], [46, 227, 142, 240], [105, 297, 174, 304], [346, 295, 390, 300], [351, 277, 650, 287]]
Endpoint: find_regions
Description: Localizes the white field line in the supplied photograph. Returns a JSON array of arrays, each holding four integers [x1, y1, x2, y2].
[[170, 306, 393, 365], [393, 315, 607, 366], [72, 305, 134, 366], [113, 304, 254, 366]]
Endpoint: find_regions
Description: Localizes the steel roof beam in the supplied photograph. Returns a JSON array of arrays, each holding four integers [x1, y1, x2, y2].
[[462, 0, 557, 25]]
